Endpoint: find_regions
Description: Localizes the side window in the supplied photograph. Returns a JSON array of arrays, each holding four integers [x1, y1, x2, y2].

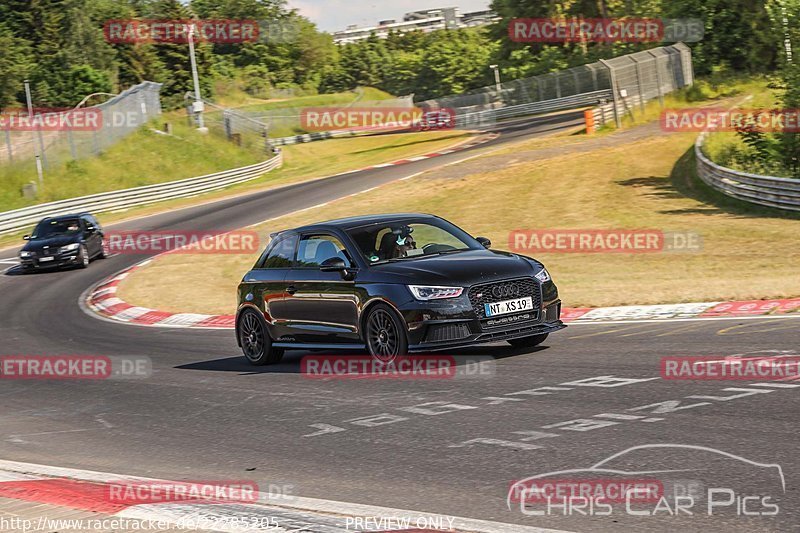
[[296, 234, 351, 268], [81, 216, 94, 232], [261, 235, 297, 268]]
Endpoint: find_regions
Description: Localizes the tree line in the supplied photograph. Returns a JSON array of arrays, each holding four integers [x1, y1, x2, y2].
[[0, 0, 786, 111]]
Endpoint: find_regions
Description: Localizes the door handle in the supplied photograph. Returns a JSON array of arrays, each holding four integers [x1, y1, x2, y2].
[[286, 286, 297, 295]]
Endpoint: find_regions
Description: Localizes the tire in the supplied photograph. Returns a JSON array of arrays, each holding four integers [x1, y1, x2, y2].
[[508, 333, 549, 349], [98, 239, 107, 259], [77, 245, 90, 269], [364, 303, 408, 361], [238, 308, 284, 366]]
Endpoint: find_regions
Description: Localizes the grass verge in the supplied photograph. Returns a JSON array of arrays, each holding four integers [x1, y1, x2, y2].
[[0, 128, 474, 251]]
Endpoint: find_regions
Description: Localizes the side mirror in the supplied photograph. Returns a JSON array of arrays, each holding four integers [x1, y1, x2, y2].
[[22, 235, 30, 241], [320, 257, 347, 272], [476, 237, 491, 248], [85, 225, 96, 233], [320, 257, 355, 280]]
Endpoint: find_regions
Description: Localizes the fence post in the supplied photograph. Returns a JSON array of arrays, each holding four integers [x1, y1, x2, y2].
[[646, 51, 665, 107], [67, 129, 78, 160], [36, 129, 48, 169], [633, 57, 646, 114], [599, 59, 622, 128], [4, 130, 12, 163]]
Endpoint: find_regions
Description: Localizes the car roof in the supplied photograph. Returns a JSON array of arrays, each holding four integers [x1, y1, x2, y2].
[[40, 213, 93, 222], [288, 213, 438, 234]]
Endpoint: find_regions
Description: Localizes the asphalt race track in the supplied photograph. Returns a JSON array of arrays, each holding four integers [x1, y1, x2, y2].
[[0, 111, 797, 532]]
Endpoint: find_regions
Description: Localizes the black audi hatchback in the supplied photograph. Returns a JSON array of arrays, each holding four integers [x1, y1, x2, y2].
[[236, 214, 565, 364]]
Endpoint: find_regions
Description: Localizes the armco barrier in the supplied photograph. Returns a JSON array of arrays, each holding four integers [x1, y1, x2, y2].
[[0, 151, 283, 235], [457, 90, 612, 128], [695, 133, 800, 212]]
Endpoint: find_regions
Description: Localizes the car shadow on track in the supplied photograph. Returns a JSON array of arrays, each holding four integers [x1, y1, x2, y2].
[[175, 345, 550, 375], [4, 264, 84, 276]]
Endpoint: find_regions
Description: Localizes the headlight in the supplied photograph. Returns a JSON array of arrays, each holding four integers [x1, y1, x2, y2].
[[59, 243, 80, 253], [408, 285, 464, 300], [19, 251, 31, 258], [535, 268, 551, 283]]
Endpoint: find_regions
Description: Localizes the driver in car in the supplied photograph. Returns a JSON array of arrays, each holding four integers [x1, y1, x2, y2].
[[378, 225, 417, 260]]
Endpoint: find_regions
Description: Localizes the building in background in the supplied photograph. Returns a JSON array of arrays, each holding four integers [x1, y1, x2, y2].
[[332, 6, 499, 44]]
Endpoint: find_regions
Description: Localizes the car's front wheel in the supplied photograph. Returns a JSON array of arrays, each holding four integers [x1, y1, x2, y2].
[[77, 245, 90, 269], [365, 304, 408, 361], [508, 333, 549, 349], [238, 308, 284, 366]]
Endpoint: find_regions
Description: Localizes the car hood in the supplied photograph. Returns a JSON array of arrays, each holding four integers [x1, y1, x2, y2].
[[368, 249, 539, 286], [22, 235, 79, 251]]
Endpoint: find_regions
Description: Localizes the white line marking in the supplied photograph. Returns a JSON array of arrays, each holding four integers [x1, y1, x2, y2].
[[567, 314, 800, 326]]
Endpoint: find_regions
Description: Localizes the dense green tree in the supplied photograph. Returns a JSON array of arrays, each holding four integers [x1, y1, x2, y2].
[[0, 25, 32, 110]]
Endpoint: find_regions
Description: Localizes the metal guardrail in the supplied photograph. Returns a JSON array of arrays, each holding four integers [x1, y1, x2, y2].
[[0, 151, 283, 235], [695, 133, 800, 212], [456, 90, 612, 127]]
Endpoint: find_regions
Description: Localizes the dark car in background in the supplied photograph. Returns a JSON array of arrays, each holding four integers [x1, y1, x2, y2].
[[236, 213, 565, 364], [19, 213, 106, 271]]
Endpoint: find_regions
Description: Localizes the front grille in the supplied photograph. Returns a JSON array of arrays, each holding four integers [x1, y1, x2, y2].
[[468, 278, 541, 329], [424, 323, 471, 344]]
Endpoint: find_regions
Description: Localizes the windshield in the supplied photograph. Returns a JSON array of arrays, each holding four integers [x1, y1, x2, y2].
[[31, 219, 81, 239], [346, 218, 479, 264]]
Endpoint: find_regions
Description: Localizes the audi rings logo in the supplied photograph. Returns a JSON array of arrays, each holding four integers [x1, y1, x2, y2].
[[492, 284, 521, 299]]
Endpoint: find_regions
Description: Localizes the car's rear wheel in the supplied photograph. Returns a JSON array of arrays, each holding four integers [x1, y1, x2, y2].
[[365, 304, 408, 361], [98, 240, 107, 259], [239, 308, 284, 365], [508, 333, 549, 348], [77, 245, 90, 268]]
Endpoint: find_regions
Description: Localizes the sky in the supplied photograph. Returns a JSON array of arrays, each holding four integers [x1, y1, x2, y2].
[[288, 0, 492, 33]]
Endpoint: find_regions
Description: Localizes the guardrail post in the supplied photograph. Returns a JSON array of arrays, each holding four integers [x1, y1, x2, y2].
[[599, 60, 622, 128]]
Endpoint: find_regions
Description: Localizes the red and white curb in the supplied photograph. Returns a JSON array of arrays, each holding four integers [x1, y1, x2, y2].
[[85, 260, 235, 329], [86, 265, 800, 330], [323, 133, 498, 176], [0, 460, 569, 533]]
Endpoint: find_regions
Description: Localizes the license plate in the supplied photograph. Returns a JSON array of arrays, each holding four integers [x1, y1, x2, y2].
[[484, 296, 534, 317], [38, 256, 54, 262]]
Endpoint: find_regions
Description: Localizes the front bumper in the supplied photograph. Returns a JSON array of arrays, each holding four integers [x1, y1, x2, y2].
[[20, 252, 81, 269], [398, 279, 565, 352]]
